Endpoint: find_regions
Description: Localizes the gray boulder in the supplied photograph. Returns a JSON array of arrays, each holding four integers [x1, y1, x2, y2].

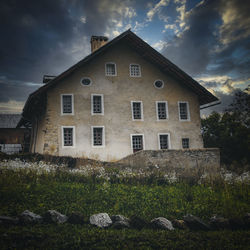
[[112, 221, 130, 229], [184, 214, 211, 230], [89, 213, 112, 228], [209, 215, 230, 230], [20, 210, 43, 224], [68, 212, 85, 225], [111, 215, 130, 229], [172, 219, 187, 229], [0, 216, 19, 226], [44, 210, 68, 224], [150, 217, 174, 230]]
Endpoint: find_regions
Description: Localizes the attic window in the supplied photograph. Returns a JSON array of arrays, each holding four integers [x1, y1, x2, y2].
[[81, 78, 92, 86], [105, 63, 116, 76], [130, 64, 141, 77], [154, 80, 164, 89]]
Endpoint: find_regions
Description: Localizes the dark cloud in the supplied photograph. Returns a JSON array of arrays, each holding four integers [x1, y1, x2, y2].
[[163, 0, 250, 80]]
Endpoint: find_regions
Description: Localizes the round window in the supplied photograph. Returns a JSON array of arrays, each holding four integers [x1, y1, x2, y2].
[[81, 78, 92, 86], [154, 80, 164, 89]]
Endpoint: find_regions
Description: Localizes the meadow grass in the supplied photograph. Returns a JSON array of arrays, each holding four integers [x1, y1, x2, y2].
[[0, 168, 249, 249]]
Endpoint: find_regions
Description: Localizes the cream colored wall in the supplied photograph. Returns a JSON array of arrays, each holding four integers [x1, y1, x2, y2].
[[35, 41, 203, 161]]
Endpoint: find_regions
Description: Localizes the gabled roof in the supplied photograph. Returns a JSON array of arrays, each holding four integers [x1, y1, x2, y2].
[[0, 114, 22, 128], [18, 29, 218, 127]]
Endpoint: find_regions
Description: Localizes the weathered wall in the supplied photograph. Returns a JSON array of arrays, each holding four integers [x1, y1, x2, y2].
[[33, 40, 204, 161], [118, 148, 220, 178]]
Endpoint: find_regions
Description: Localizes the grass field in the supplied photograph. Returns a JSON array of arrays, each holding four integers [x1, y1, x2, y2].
[[0, 167, 249, 249]]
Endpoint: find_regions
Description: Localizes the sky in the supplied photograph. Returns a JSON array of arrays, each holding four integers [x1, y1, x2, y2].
[[0, 0, 249, 116]]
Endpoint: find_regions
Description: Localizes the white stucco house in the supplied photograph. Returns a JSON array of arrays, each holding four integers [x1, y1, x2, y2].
[[18, 29, 218, 161]]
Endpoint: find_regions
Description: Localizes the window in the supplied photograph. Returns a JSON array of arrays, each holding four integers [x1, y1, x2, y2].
[[131, 101, 143, 120], [105, 63, 116, 76], [131, 134, 144, 153], [92, 126, 105, 147], [158, 134, 170, 149], [182, 138, 189, 149], [154, 80, 164, 89], [130, 64, 141, 77], [81, 77, 92, 86], [61, 94, 74, 115], [156, 101, 168, 120], [178, 101, 190, 121], [62, 126, 75, 147], [91, 94, 104, 115]]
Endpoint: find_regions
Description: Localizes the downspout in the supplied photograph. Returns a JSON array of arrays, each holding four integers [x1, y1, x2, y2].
[[33, 116, 39, 153]]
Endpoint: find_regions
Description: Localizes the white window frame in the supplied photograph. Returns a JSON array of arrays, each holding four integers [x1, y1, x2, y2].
[[91, 94, 104, 115], [80, 77, 92, 86], [91, 126, 105, 148], [105, 62, 117, 76], [61, 126, 75, 148], [129, 63, 141, 77], [158, 133, 171, 150], [61, 94, 74, 115], [131, 101, 144, 121], [154, 79, 165, 89], [130, 134, 145, 153], [156, 101, 168, 121], [178, 101, 190, 121], [182, 138, 190, 149]]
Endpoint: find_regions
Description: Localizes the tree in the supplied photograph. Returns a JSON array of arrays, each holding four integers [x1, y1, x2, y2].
[[201, 89, 250, 166]]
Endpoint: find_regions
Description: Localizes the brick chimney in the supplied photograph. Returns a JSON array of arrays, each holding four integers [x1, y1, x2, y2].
[[90, 36, 108, 53]]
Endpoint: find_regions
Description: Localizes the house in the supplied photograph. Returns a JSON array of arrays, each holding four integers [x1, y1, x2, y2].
[[0, 114, 30, 154], [17, 29, 218, 161]]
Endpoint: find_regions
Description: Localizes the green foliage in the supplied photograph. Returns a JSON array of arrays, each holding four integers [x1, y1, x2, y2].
[[0, 169, 249, 249], [201, 89, 250, 167]]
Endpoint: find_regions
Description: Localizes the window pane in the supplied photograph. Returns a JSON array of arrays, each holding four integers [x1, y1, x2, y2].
[[130, 64, 140, 76], [182, 138, 189, 148], [64, 128, 73, 146], [93, 128, 103, 146], [93, 96, 102, 113], [133, 102, 141, 119], [158, 102, 167, 119], [106, 63, 116, 75], [132, 135, 143, 153], [63, 95, 72, 113], [179, 103, 188, 120], [160, 135, 168, 149]]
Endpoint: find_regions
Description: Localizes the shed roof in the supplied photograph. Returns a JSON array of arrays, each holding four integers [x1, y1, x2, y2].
[[0, 114, 22, 128], [18, 29, 218, 127]]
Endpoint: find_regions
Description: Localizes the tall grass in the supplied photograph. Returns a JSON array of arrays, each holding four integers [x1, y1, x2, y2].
[[0, 168, 249, 220]]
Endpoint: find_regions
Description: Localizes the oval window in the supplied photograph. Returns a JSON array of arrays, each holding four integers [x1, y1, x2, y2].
[[81, 78, 92, 86], [154, 80, 164, 89]]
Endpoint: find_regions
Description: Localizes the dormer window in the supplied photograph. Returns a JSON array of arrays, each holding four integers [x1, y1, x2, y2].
[[105, 63, 116, 76], [130, 64, 141, 77]]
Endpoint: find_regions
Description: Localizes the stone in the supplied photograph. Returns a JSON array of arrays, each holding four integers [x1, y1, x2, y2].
[[112, 221, 130, 229], [68, 212, 85, 225], [129, 215, 149, 230], [183, 214, 211, 230], [0, 215, 19, 226], [243, 213, 250, 229], [229, 217, 245, 230], [209, 215, 230, 230], [150, 217, 174, 230], [89, 213, 112, 228], [172, 219, 187, 229], [44, 210, 68, 224], [111, 215, 130, 223], [19, 210, 43, 224]]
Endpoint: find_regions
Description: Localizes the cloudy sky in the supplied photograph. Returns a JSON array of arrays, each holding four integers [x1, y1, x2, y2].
[[0, 0, 249, 115]]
